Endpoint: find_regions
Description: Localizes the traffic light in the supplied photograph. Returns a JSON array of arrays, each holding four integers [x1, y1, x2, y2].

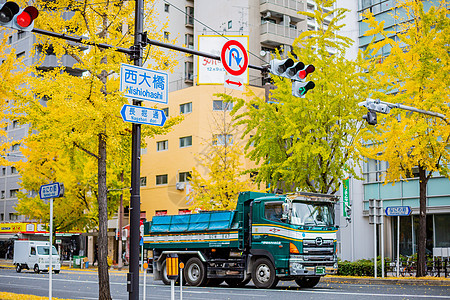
[[292, 81, 315, 98], [0, 1, 39, 32], [269, 58, 316, 98], [363, 111, 377, 125]]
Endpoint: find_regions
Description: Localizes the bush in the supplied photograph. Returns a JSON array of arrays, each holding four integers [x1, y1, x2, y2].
[[337, 258, 386, 276]]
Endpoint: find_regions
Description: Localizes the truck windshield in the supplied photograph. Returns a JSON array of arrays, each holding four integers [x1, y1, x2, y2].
[[37, 246, 58, 255], [290, 201, 334, 227]]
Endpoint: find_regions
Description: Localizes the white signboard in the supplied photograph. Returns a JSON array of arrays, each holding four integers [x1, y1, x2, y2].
[[120, 63, 169, 104], [198, 35, 249, 85]]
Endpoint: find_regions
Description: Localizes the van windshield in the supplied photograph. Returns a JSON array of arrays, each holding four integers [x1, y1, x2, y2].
[[37, 246, 58, 255], [290, 201, 334, 227]]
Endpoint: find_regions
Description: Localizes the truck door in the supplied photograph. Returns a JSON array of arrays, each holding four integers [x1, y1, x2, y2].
[[29, 246, 37, 268], [251, 201, 289, 270]]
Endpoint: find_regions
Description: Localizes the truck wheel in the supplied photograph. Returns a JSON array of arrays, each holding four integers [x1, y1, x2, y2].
[[34, 264, 40, 274], [295, 276, 320, 288], [54, 270, 60, 274], [225, 277, 250, 288], [251, 258, 278, 289], [15, 264, 21, 273], [184, 257, 206, 287]]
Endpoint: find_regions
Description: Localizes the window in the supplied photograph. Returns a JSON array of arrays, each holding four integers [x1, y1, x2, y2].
[[185, 61, 193, 81], [164, 31, 169, 40], [30, 247, 36, 255], [162, 107, 169, 117], [16, 51, 25, 59], [10, 189, 18, 198], [17, 31, 26, 40], [12, 120, 19, 128], [11, 143, 20, 151], [156, 174, 168, 185], [264, 203, 284, 223], [179, 136, 192, 148], [213, 100, 233, 111], [1, 191, 4, 199], [2, 168, 5, 176], [140, 177, 147, 187], [178, 209, 191, 215], [157, 140, 168, 151], [9, 213, 18, 221], [185, 6, 194, 26], [7, 35, 12, 44], [179, 172, 191, 182], [11, 167, 18, 174], [164, 3, 169, 12], [185, 33, 194, 49], [155, 210, 167, 216], [180, 102, 192, 114], [213, 134, 233, 146], [228, 20, 232, 29], [0, 213, 3, 221]]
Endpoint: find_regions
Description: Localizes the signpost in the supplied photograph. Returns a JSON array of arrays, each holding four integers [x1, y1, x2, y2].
[[120, 63, 169, 104], [385, 206, 411, 277], [39, 182, 64, 300], [221, 40, 248, 91], [120, 104, 166, 127]]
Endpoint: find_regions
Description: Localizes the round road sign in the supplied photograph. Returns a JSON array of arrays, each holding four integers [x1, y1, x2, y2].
[[221, 40, 248, 76]]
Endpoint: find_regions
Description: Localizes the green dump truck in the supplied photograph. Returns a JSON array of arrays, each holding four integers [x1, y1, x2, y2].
[[144, 191, 338, 289]]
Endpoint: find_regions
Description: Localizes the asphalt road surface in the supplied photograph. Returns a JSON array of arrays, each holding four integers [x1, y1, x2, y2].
[[0, 268, 449, 300]]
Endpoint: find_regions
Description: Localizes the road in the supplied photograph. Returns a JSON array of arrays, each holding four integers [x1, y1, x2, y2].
[[0, 268, 449, 300]]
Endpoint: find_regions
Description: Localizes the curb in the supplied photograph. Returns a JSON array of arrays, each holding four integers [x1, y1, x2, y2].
[[321, 276, 450, 286]]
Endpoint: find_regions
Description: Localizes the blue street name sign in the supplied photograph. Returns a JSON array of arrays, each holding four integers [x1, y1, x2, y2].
[[39, 183, 64, 199], [120, 104, 167, 127], [385, 206, 411, 217], [120, 63, 169, 104]]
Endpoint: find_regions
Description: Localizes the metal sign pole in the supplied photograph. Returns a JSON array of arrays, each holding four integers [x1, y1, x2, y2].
[[374, 222, 377, 278], [397, 216, 400, 277], [49, 197, 53, 300]]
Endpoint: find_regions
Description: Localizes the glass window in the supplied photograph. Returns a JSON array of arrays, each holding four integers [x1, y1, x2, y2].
[[184, 62, 193, 81], [1, 191, 5, 199], [179, 136, 192, 148], [185, 34, 194, 49], [11, 167, 18, 174], [37, 246, 58, 255], [30, 247, 36, 255], [212, 134, 233, 146], [185, 6, 194, 25], [12, 120, 19, 128], [179, 172, 191, 182], [156, 174, 168, 185], [434, 214, 450, 247], [264, 202, 284, 223], [155, 210, 167, 216], [9, 213, 18, 221], [12, 143, 20, 151], [164, 32, 169, 40], [157, 140, 168, 151], [10, 189, 18, 198], [17, 31, 26, 40], [180, 102, 192, 114], [213, 100, 233, 111], [290, 201, 334, 227], [140, 177, 147, 187], [164, 3, 169, 12]]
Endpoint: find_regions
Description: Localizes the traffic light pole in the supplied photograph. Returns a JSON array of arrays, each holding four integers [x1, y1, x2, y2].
[[129, 0, 144, 298]]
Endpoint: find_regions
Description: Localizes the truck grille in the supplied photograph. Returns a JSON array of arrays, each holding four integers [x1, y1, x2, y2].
[[302, 238, 335, 261]]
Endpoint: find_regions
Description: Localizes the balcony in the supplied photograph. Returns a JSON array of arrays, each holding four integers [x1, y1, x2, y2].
[[260, 22, 302, 46], [260, 0, 306, 23]]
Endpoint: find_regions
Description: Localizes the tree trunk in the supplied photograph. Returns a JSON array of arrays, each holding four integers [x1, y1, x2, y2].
[[97, 132, 111, 299], [416, 164, 427, 277]]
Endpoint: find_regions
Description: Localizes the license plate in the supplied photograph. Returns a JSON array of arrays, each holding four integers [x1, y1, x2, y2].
[[316, 267, 325, 275]]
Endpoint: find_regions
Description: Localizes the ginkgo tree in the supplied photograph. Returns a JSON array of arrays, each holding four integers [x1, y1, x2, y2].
[[233, 0, 369, 195], [8, 0, 181, 299], [188, 93, 255, 211], [358, 0, 450, 277]]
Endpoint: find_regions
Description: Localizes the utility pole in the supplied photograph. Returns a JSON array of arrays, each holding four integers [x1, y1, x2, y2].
[[128, 0, 144, 298]]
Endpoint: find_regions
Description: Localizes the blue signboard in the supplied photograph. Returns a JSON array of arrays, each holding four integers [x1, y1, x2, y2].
[[39, 183, 64, 199], [385, 206, 411, 217], [120, 63, 168, 104], [120, 104, 166, 127]]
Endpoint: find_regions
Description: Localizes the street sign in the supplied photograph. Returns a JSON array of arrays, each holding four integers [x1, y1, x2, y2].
[[119, 63, 169, 104], [385, 206, 411, 217], [39, 183, 64, 199], [221, 40, 248, 77], [120, 104, 167, 127], [224, 73, 243, 91]]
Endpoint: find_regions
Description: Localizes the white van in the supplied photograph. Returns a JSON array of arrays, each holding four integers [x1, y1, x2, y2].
[[13, 240, 61, 273]]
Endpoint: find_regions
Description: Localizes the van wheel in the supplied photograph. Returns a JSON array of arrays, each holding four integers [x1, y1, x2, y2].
[[251, 258, 278, 289], [184, 257, 206, 287], [54, 270, 60, 274], [15, 264, 21, 273], [34, 264, 40, 274]]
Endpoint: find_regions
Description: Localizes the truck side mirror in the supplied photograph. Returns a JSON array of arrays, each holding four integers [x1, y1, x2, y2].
[[281, 203, 289, 221]]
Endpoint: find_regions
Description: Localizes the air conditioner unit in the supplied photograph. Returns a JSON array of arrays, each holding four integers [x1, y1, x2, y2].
[[176, 182, 185, 190]]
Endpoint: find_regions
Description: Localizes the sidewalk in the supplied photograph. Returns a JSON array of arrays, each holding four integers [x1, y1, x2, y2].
[[1, 258, 449, 286]]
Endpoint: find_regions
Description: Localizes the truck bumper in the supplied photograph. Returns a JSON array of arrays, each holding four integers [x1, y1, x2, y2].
[[289, 256, 337, 276], [39, 263, 61, 271]]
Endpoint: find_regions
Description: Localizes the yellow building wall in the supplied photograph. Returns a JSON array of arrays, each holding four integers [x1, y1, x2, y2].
[[140, 85, 264, 218]]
